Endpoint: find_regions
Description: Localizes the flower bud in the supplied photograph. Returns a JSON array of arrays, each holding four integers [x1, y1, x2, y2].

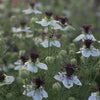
[[61, 35, 69, 43], [52, 82, 61, 90], [69, 50, 75, 57], [70, 58, 77, 65], [69, 43, 76, 50], [68, 97, 76, 100], [6, 93, 13, 99], [16, 77, 23, 84], [45, 56, 55, 64], [19, 68, 30, 79], [59, 50, 67, 57]]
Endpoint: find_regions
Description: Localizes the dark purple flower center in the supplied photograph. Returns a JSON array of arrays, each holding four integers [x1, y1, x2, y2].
[[59, 17, 68, 25], [45, 11, 53, 18], [30, 52, 39, 63], [84, 39, 92, 49], [20, 56, 28, 64], [82, 25, 91, 33], [20, 21, 26, 27], [54, 15, 60, 21], [35, 78, 44, 88], [30, 2, 35, 8], [65, 64, 76, 77], [0, 72, 5, 82]]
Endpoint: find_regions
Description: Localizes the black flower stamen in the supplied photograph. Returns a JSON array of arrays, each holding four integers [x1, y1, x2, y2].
[[30, 2, 35, 8], [30, 52, 39, 63], [84, 39, 92, 49], [0, 72, 5, 82], [82, 25, 91, 34], [45, 11, 53, 19], [20, 56, 28, 64], [65, 64, 76, 77], [59, 17, 68, 25], [35, 78, 44, 88]]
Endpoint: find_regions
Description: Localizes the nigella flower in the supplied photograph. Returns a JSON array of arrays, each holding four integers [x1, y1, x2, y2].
[[54, 64, 82, 89], [88, 92, 100, 100], [36, 11, 60, 27], [54, 17, 75, 31], [22, 2, 42, 15], [25, 51, 48, 73], [0, 72, 15, 86], [77, 39, 99, 57], [24, 78, 48, 100], [74, 25, 96, 42], [14, 56, 29, 70]]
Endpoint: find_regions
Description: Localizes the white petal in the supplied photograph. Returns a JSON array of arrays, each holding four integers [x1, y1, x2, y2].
[[54, 75, 64, 82], [41, 89, 48, 98], [73, 76, 82, 86], [5, 76, 15, 84], [81, 49, 91, 57], [32, 90, 42, 100], [14, 60, 22, 65], [37, 63, 48, 70], [41, 40, 49, 48], [62, 78, 73, 89], [12, 27, 21, 33], [33, 10, 42, 14], [27, 91, 34, 97], [36, 19, 50, 26], [50, 21, 60, 27], [23, 9, 33, 14], [60, 27, 68, 31], [91, 48, 99, 57], [50, 40, 61, 48], [27, 63, 38, 73], [14, 65, 22, 70], [74, 34, 85, 41]]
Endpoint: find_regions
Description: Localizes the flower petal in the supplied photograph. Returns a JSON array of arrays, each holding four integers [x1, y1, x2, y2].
[[91, 48, 99, 57], [73, 76, 82, 86], [41, 40, 49, 48], [36, 19, 49, 26], [14, 65, 22, 70], [5, 76, 15, 85], [41, 89, 48, 98], [37, 63, 48, 70], [62, 78, 73, 89], [27, 91, 34, 97], [74, 34, 85, 41], [23, 9, 33, 14], [81, 49, 91, 57], [50, 40, 61, 48]]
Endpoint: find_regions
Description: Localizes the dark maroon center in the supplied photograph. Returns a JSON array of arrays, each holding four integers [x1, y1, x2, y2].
[[45, 11, 52, 18], [82, 25, 91, 33], [30, 2, 35, 8], [20, 21, 26, 27], [20, 56, 28, 64], [30, 52, 39, 63], [35, 78, 44, 88], [54, 15, 60, 21], [0, 72, 5, 82], [59, 17, 68, 25], [84, 39, 92, 49], [65, 64, 76, 77]]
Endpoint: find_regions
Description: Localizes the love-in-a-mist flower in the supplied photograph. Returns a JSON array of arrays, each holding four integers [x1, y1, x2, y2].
[[25, 78, 48, 100], [22, 2, 42, 15], [0, 72, 15, 86], [12, 20, 32, 33], [36, 11, 60, 27], [25, 51, 48, 73], [77, 39, 99, 57], [88, 92, 100, 100], [74, 25, 96, 42], [14, 56, 29, 70], [54, 17, 75, 31], [54, 64, 82, 89]]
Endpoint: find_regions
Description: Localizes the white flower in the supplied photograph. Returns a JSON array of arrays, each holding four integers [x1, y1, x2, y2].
[[88, 92, 100, 100], [33, 37, 43, 46], [25, 61, 48, 73], [41, 39, 61, 48], [36, 19, 60, 27], [74, 34, 96, 42], [54, 72, 82, 89], [0, 74, 15, 87], [77, 47, 99, 58], [27, 87, 48, 100], [22, 9, 42, 15], [12, 27, 32, 33], [54, 25, 68, 31]]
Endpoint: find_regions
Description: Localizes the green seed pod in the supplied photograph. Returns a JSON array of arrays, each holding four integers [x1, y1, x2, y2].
[[69, 43, 76, 50], [16, 77, 23, 84], [69, 50, 75, 57], [19, 68, 30, 79], [70, 58, 77, 65], [68, 97, 76, 100], [59, 50, 67, 57], [52, 82, 61, 90], [45, 56, 55, 64], [6, 93, 13, 99]]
